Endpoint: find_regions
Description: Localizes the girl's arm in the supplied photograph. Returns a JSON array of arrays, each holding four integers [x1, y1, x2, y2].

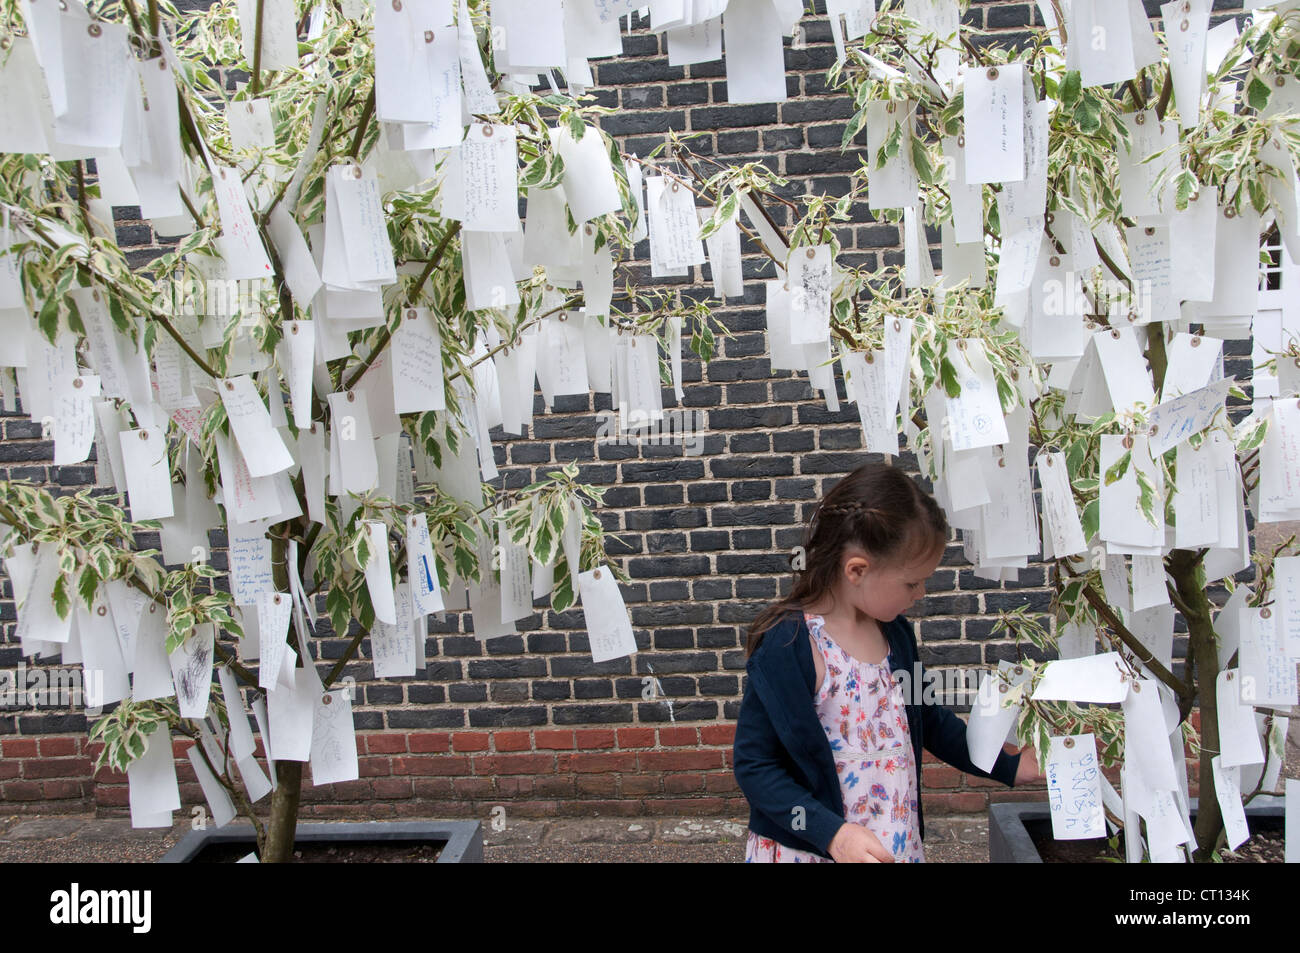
[[732, 675, 847, 856], [919, 695, 1021, 786], [900, 619, 1022, 786]]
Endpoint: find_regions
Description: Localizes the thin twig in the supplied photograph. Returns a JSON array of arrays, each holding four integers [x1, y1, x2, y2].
[[347, 87, 377, 160], [340, 221, 462, 392]]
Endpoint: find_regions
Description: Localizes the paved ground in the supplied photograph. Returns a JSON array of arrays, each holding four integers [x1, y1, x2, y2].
[[0, 811, 993, 863], [2, 726, 1291, 863]]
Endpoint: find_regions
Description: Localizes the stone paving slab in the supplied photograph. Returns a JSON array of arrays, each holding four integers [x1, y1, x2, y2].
[[540, 818, 657, 845], [6, 817, 89, 840]]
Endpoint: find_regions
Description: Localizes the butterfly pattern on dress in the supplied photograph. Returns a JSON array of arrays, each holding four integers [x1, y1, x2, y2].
[[746, 612, 924, 864]]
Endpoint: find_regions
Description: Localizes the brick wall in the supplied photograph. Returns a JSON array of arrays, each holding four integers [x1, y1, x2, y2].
[[0, 1, 1253, 821]]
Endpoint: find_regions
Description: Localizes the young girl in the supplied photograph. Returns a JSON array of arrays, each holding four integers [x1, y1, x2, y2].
[[734, 461, 1042, 863]]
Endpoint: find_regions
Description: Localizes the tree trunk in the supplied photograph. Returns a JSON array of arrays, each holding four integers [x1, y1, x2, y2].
[[1169, 549, 1223, 861], [259, 530, 306, 863], [263, 760, 304, 862]]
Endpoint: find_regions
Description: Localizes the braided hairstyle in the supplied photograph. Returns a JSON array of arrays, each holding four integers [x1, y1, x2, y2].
[[745, 461, 948, 657]]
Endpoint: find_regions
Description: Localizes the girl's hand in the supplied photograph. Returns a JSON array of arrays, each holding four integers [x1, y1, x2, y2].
[[1004, 742, 1043, 785], [828, 822, 895, 863]]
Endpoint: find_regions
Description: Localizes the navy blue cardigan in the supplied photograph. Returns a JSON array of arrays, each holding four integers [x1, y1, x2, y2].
[[733, 608, 1022, 859]]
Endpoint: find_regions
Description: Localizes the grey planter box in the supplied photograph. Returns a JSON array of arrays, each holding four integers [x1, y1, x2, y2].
[[989, 797, 1286, 863], [160, 820, 483, 863]]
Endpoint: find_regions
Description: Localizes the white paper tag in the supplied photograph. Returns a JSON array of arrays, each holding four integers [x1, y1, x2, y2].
[[963, 63, 1025, 185], [391, 307, 447, 413], [119, 427, 175, 521], [1046, 733, 1106, 840], [362, 519, 398, 625], [327, 390, 379, 494], [220, 375, 295, 477], [169, 623, 215, 719], [407, 513, 445, 616], [577, 564, 636, 662], [310, 687, 359, 784]]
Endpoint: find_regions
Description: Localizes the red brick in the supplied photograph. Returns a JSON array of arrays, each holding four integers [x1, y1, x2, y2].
[[616, 727, 656, 748], [638, 750, 723, 772], [494, 731, 532, 752], [575, 729, 616, 749], [968, 771, 1030, 789], [93, 764, 125, 783], [416, 755, 474, 777], [700, 724, 735, 746], [921, 764, 961, 789], [2, 739, 37, 758], [451, 732, 491, 752], [38, 738, 78, 757], [366, 733, 408, 754], [412, 778, 455, 798], [299, 783, 332, 802], [704, 773, 739, 794], [452, 777, 494, 799], [326, 779, 373, 799], [23, 757, 92, 780], [358, 757, 392, 777], [390, 757, 451, 776], [532, 776, 577, 797], [43, 790, 92, 807], [556, 752, 638, 773], [471, 754, 556, 775], [312, 803, 392, 818], [658, 726, 699, 746], [433, 801, 476, 817], [495, 800, 559, 818], [496, 776, 535, 796], [393, 802, 436, 817], [664, 773, 703, 794], [926, 792, 988, 814], [407, 732, 451, 753], [534, 730, 576, 750], [0, 761, 19, 780], [94, 786, 128, 806], [372, 778, 415, 799], [2, 781, 42, 801], [621, 775, 662, 796], [986, 789, 1043, 804], [576, 774, 618, 796]]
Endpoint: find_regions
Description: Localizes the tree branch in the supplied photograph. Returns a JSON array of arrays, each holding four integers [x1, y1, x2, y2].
[[340, 221, 462, 392], [1063, 563, 1195, 702]]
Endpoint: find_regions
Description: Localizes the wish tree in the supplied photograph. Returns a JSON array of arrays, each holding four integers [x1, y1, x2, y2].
[[656, 0, 1300, 861], [0, 0, 746, 861], [1, 0, 1298, 865]]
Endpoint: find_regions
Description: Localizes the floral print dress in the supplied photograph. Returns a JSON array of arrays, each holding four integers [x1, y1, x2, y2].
[[745, 612, 924, 863]]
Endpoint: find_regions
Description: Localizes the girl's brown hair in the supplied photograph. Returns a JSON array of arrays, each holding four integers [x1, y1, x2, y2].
[[745, 461, 949, 658]]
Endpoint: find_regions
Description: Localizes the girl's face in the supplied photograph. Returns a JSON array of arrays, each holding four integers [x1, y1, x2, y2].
[[840, 540, 945, 622]]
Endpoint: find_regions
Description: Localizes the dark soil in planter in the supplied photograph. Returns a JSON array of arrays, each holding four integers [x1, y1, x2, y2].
[[191, 840, 444, 863], [1028, 821, 1285, 863]]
